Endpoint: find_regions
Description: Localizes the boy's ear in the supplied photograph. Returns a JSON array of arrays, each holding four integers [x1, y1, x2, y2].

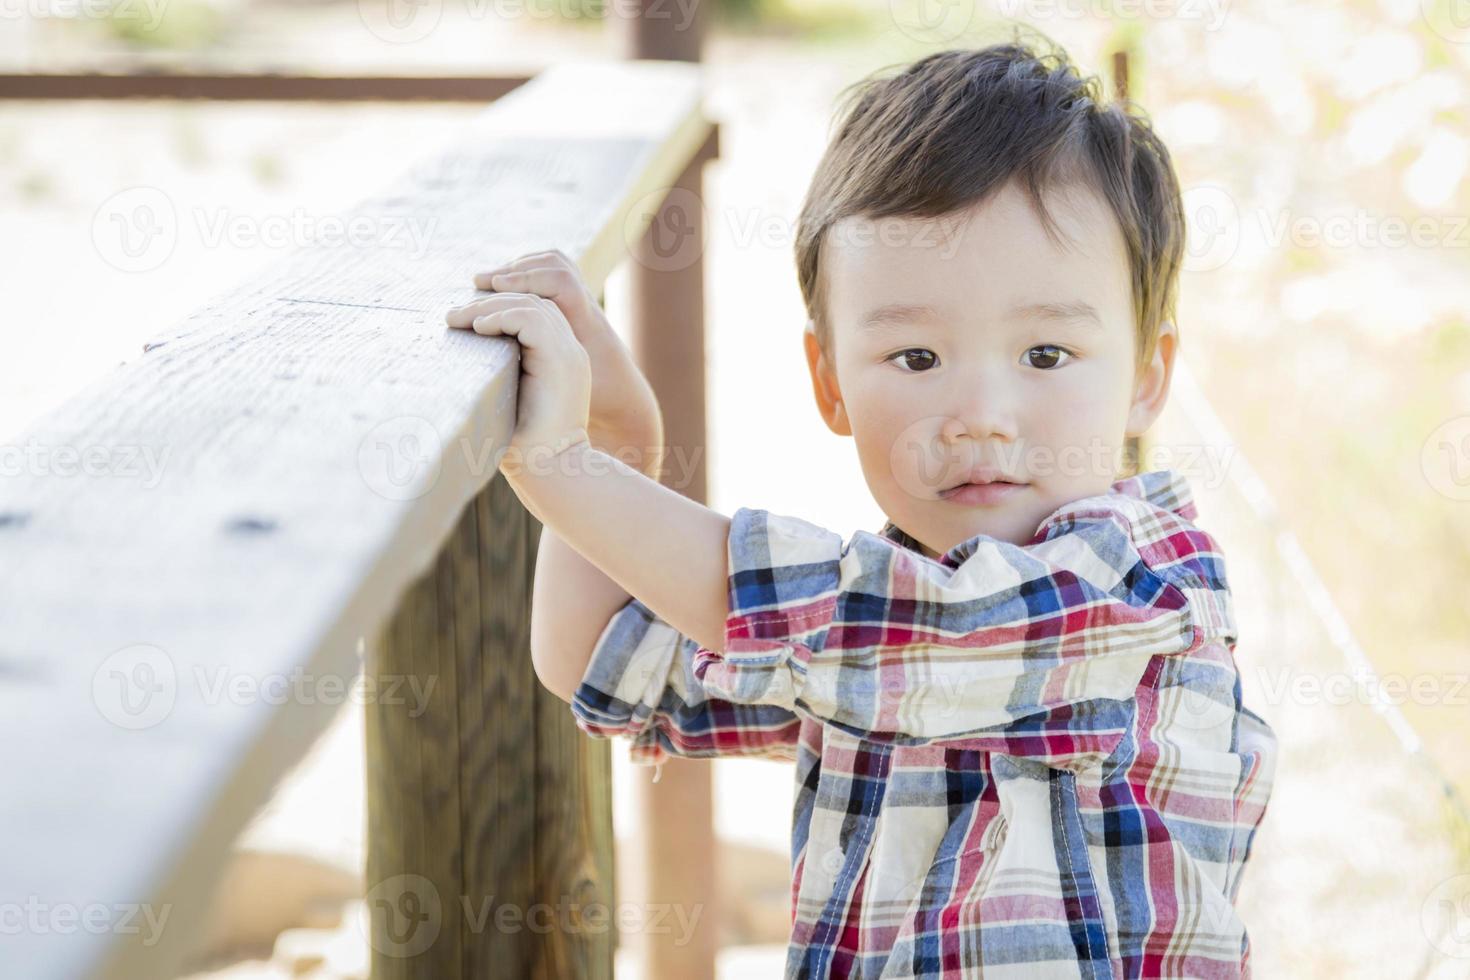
[[803, 319, 851, 436], [1125, 319, 1178, 437]]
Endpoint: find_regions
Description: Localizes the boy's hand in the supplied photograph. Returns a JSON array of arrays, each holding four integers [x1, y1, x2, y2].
[[451, 291, 592, 469], [446, 250, 662, 463]]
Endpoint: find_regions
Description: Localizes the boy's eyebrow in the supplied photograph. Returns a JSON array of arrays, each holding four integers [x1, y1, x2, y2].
[[858, 300, 1103, 332], [859, 302, 942, 331], [1010, 301, 1104, 327]]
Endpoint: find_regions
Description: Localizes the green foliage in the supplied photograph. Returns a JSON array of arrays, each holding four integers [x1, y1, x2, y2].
[[97, 0, 224, 48], [17, 172, 52, 202], [557, 0, 610, 22], [1432, 318, 1470, 360], [251, 152, 285, 186], [714, 0, 875, 39]]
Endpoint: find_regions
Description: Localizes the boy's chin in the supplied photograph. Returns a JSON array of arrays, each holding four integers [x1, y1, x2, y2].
[[907, 510, 1042, 556]]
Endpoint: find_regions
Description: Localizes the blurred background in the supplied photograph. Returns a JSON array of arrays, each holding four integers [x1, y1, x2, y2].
[[4, 0, 1470, 977]]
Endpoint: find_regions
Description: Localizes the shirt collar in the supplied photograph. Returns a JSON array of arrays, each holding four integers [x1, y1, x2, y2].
[[877, 468, 1199, 569]]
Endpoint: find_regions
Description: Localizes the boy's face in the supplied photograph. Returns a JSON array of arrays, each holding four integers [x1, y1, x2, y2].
[[804, 177, 1176, 554]]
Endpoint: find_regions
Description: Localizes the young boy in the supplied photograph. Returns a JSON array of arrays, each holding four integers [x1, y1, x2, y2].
[[447, 39, 1277, 980]]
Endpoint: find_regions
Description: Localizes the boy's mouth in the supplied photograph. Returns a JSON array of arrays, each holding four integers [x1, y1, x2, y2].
[[940, 467, 1026, 491], [937, 469, 1028, 505]]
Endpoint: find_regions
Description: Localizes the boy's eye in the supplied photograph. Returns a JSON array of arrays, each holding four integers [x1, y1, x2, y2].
[[885, 348, 938, 372], [1025, 344, 1073, 370]]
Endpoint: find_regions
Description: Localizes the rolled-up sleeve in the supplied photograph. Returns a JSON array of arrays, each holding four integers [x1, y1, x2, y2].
[[690, 505, 1235, 761], [569, 595, 802, 768]]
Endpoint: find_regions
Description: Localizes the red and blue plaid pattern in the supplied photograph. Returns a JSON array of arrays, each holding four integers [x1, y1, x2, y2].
[[571, 468, 1277, 978]]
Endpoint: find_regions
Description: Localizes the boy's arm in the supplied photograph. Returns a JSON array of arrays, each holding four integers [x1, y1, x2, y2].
[[567, 594, 803, 766], [519, 414, 804, 767], [528, 412, 665, 704], [506, 439, 731, 668]]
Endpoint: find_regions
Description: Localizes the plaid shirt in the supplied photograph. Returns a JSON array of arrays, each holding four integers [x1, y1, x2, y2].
[[571, 468, 1277, 978]]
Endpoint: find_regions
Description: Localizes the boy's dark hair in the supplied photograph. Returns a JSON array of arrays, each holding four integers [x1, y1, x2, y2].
[[795, 38, 1186, 377]]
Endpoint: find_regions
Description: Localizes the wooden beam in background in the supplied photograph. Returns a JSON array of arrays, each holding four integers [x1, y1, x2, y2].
[[0, 73, 530, 101]]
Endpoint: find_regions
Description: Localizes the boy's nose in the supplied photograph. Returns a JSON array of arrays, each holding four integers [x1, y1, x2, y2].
[[941, 383, 1019, 444]]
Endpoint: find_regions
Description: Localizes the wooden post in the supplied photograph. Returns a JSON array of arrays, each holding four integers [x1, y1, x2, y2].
[[620, 1, 720, 976], [623, 131, 722, 980], [623, 0, 704, 62], [1112, 47, 1143, 478], [366, 478, 616, 978], [1112, 49, 1130, 102], [357, 65, 714, 980]]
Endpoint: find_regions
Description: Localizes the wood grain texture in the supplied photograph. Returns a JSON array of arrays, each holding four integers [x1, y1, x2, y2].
[[366, 474, 616, 978], [0, 60, 709, 980]]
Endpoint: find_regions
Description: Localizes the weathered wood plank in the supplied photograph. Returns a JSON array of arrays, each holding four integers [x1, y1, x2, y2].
[[533, 616, 617, 980], [0, 60, 710, 980], [365, 475, 611, 979], [467, 479, 543, 977]]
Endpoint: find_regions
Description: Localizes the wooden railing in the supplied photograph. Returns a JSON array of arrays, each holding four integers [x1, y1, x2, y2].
[[0, 59, 716, 980]]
